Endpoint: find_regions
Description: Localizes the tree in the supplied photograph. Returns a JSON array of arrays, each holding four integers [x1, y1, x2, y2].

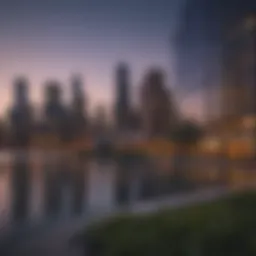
[[170, 120, 204, 184], [171, 120, 203, 146]]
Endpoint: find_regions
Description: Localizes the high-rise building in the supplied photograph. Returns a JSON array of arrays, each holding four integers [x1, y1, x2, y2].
[[140, 69, 177, 137], [175, 0, 255, 120], [70, 74, 87, 135], [14, 77, 29, 106], [10, 77, 33, 147], [44, 80, 70, 140], [44, 81, 63, 121], [221, 14, 256, 118], [114, 63, 131, 132]]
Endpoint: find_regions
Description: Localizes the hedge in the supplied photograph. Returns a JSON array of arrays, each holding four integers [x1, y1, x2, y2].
[[75, 191, 256, 256]]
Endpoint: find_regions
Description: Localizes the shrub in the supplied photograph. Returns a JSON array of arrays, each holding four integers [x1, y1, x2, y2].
[[75, 191, 256, 256]]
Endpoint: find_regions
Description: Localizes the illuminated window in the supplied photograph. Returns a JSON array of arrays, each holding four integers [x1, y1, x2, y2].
[[245, 16, 256, 31], [201, 138, 220, 152], [242, 116, 256, 129]]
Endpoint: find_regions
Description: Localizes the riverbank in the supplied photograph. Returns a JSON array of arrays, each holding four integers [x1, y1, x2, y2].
[[76, 188, 256, 256]]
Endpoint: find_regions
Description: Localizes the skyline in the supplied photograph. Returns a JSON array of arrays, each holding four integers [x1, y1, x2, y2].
[[0, 0, 203, 121]]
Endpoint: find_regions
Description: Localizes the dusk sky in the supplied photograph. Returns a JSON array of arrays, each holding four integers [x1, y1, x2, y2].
[[0, 0, 203, 120]]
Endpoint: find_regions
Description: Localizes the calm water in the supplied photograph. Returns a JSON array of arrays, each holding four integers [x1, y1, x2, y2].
[[0, 151, 220, 231]]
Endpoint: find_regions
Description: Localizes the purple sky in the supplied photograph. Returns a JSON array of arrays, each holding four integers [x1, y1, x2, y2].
[[0, 0, 204, 121]]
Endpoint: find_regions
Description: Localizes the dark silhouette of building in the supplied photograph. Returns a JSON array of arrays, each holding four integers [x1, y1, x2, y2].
[[114, 63, 131, 132], [44, 80, 71, 141], [70, 74, 87, 136], [9, 77, 33, 147], [140, 69, 177, 137]]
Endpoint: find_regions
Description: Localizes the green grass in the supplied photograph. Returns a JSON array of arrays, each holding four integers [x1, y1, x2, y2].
[[76, 191, 256, 256]]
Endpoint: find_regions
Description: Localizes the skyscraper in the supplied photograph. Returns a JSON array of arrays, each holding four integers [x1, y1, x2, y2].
[[175, 0, 255, 120], [14, 77, 29, 106], [70, 74, 87, 136], [44, 81, 63, 122], [140, 69, 176, 137], [222, 14, 256, 118], [44, 80, 70, 140], [10, 77, 33, 147], [115, 63, 131, 132]]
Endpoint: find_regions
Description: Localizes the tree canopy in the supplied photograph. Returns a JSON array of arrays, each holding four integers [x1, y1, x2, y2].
[[171, 120, 204, 145]]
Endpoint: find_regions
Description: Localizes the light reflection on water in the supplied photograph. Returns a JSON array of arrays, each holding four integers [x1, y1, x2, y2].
[[0, 173, 10, 223]]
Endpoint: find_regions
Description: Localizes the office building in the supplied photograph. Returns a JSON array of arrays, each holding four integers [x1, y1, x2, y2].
[[10, 77, 33, 147], [114, 63, 131, 132], [221, 14, 256, 118], [175, 0, 255, 121], [140, 69, 176, 137], [70, 74, 87, 136], [44, 80, 70, 140]]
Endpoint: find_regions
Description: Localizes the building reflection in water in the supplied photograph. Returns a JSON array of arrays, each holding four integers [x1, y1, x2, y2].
[[0, 156, 11, 226], [0, 150, 208, 229], [43, 154, 62, 218], [71, 153, 87, 216], [87, 159, 116, 212], [29, 153, 44, 221], [11, 153, 31, 223]]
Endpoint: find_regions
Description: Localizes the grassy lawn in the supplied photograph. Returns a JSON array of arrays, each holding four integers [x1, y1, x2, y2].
[[75, 191, 256, 256]]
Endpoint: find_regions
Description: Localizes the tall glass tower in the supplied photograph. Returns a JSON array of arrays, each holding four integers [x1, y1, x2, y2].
[[115, 63, 131, 132]]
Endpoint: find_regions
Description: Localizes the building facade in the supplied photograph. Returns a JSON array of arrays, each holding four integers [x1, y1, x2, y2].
[[43, 80, 70, 141], [175, 0, 255, 121], [9, 77, 33, 147], [221, 14, 256, 118], [114, 63, 131, 132], [140, 69, 176, 138], [70, 74, 87, 136]]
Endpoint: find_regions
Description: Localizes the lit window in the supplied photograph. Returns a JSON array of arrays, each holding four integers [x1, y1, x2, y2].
[[245, 16, 256, 31], [242, 116, 256, 129]]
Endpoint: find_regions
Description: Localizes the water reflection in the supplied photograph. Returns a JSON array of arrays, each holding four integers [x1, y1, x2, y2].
[[44, 155, 62, 218], [11, 153, 30, 222], [71, 154, 86, 215], [0, 151, 224, 231], [0, 172, 10, 226]]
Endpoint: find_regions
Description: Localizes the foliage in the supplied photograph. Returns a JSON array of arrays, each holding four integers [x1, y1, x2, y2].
[[171, 120, 204, 145], [76, 191, 256, 256]]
